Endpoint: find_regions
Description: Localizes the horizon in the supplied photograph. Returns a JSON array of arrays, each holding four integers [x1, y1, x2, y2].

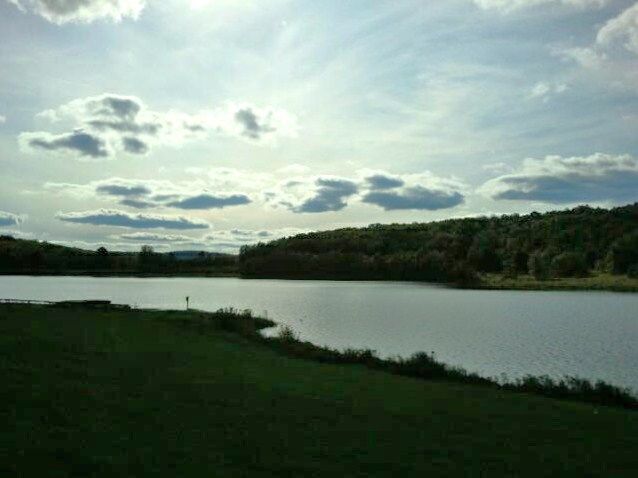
[[1, 0, 638, 253], [3, 201, 634, 254]]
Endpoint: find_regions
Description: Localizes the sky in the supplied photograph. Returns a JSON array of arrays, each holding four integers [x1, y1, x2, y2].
[[1, 0, 637, 252]]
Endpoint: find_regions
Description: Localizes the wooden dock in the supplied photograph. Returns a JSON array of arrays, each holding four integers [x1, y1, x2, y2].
[[0, 299, 130, 310]]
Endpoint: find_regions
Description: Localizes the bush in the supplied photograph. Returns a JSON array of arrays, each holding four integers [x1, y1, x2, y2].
[[550, 252, 588, 278], [277, 325, 298, 343], [627, 264, 638, 279]]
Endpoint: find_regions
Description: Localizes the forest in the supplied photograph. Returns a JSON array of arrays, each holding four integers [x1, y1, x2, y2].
[[239, 203, 638, 284], [0, 239, 237, 275], [3, 203, 637, 284]]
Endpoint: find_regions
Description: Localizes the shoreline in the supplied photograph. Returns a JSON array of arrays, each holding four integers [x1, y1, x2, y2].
[[2, 303, 637, 475], [1, 302, 636, 409], [2, 270, 637, 292]]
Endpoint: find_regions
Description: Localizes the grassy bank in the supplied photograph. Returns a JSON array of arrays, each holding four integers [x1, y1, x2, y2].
[[478, 272, 638, 292], [1, 304, 637, 476]]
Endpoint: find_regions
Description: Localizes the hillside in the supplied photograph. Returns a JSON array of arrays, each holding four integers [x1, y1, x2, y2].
[[1, 304, 637, 476], [239, 203, 638, 287], [0, 236, 237, 275]]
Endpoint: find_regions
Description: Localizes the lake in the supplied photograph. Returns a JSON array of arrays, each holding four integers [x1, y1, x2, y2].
[[1, 275, 637, 392]]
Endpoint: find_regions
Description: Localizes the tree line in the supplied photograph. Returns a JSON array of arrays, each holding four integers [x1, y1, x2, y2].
[[239, 203, 638, 284], [0, 238, 237, 275]]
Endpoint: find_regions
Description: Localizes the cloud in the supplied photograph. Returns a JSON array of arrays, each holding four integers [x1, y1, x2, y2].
[[56, 209, 210, 229], [359, 169, 466, 211], [554, 47, 606, 69], [96, 182, 151, 197], [0, 115, 6, 124], [282, 177, 359, 213], [21, 94, 297, 160], [364, 173, 405, 190], [362, 187, 465, 211], [529, 81, 569, 101], [596, 2, 638, 55], [0, 211, 23, 228], [117, 232, 193, 243], [121, 136, 149, 154], [234, 108, 275, 139], [8, 0, 146, 24], [229, 229, 272, 238], [480, 153, 638, 204], [212, 103, 298, 142], [20, 130, 111, 159], [118, 198, 155, 209], [553, 4, 638, 90], [265, 169, 466, 213], [167, 193, 252, 210], [45, 176, 254, 211], [473, 0, 608, 12]]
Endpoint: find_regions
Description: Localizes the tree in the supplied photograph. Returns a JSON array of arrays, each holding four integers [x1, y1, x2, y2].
[[608, 230, 638, 274], [528, 252, 550, 280]]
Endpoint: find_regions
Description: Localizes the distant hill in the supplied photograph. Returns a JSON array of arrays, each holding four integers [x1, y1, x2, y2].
[[0, 237, 237, 275], [239, 203, 638, 285], [169, 250, 233, 261]]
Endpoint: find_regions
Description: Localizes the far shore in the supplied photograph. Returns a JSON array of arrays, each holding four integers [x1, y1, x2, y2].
[[2, 270, 637, 292]]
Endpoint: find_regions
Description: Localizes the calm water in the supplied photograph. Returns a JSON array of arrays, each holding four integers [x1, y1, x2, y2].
[[2, 275, 637, 392]]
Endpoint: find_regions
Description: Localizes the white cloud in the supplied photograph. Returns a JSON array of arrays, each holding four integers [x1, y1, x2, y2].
[[8, 0, 146, 24], [596, 2, 638, 55], [554, 46, 607, 69], [529, 81, 569, 101], [473, 0, 608, 12], [551, 4, 638, 91], [479, 153, 638, 204], [0, 114, 6, 123]]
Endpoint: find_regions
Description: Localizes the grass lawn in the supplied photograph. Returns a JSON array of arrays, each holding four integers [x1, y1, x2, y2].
[[479, 272, 638, 292], [0, 304, 637, 476]]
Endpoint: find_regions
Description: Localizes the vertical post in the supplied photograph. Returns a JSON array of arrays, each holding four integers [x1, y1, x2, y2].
[[186, 296, 190, 311]]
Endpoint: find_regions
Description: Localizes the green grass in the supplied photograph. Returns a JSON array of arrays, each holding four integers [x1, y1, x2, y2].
[[1, 305, 637, 476], [479, 272, 638, 292]]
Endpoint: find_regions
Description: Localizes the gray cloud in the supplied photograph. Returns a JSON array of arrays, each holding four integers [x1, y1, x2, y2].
[[97, 95, 141, 119], [9, 0, 146, 24], [23, 130, 110, 159], [57, 209, 209, 230], [122, 136, 149, 154], [0, 211, 23, 227], [22, 95, 296, 161], [230, 229, 271, 238], [480, 153, 638, 204], [96, 183, 151, 197], [365, 173, 405, 190], [119, 198, 155, 209], [293, 178, 359, 213], [235, 108, 275, 139], [117, 232, 192, 243], [362, 186, 465, 210], [21, 94, 184, 160], [167, 194, 252, 210]]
